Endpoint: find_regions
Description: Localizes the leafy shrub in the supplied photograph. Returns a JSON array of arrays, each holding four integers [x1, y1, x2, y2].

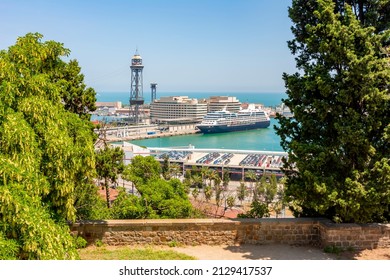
[[74, 236, 88, 249], [323, 245, 343, 255], [95, 240, 104, 247], [238, 201, 270, 218], [0, 232, 19, 260]]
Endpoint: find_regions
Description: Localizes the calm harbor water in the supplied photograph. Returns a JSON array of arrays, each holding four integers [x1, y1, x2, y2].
[[97, 92, 286, 152], [130, 118, 283, 151]]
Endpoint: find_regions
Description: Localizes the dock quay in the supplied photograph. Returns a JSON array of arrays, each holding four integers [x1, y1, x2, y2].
[[96, 124, 199, 142]]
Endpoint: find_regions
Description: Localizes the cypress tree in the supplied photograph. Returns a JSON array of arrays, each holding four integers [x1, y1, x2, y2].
[[276, 0, 390, 223]]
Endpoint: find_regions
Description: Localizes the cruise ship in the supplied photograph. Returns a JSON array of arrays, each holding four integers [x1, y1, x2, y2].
[[196, 106, 270, 134]]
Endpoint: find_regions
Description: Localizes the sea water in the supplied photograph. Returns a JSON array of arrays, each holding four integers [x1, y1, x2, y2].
[[96, 91, 287, 107]]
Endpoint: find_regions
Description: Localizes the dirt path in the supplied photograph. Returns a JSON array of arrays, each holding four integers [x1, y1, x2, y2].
[[171, 244, 390, 260]]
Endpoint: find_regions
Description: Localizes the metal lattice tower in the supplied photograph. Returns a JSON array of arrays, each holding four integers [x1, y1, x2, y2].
[[129, 50, 144, 124], [150, 83, 157, 102]]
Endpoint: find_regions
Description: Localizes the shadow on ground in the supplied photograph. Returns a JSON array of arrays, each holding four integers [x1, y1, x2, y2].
[[172, 244, 339, 260], [221, 244, 336, 260]]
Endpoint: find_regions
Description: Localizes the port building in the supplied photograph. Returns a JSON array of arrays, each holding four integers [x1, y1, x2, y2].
[[150, 147, 286, 180], [206, 96, 241, 112], [112, 143, 287, 180], [95, 101, 122, 109], [150, 96, 207, 124]]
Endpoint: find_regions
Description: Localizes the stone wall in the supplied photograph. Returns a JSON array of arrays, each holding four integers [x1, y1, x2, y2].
[[319, 219, 390, 249], [70, 218, 390, 250]]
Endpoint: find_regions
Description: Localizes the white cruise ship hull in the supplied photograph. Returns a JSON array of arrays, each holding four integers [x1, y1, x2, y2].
[[197, 120, 270, 134]]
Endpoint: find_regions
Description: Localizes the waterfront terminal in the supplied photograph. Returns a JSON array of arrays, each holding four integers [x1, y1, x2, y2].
[[112, 142, 287, 180]]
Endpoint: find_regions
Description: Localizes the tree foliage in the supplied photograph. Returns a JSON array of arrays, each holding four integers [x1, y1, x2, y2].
[[276, 0, 390, 222], [0, 33, 96, 259], [95, 146, 125, 208], [123, 155, 161, 184], [120, 156, 194, 218], [256, 175, 278, 208], [237, 181, 248, 205], [161, 155, 171, 180], [238, 201, 270, 219], [239, 174, 279, 219]]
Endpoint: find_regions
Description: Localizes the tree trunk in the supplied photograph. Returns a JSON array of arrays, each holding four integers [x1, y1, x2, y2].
[[105, 178, 111, 208]]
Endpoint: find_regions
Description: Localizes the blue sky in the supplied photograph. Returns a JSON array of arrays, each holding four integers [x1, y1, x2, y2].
[[0, 0, 295, 93]]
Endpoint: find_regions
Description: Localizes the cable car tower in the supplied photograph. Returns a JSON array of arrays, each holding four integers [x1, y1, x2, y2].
[[150, 83, 157, 102], [129, 50, 144, 124]]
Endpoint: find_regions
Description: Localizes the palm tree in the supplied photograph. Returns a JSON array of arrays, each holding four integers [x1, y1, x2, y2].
[[192, 187, 200, 201], [204, 185, 213, 202], [212, 172, 222, 188], [245, 170, 257, 199], [207, 169, 218, 187], [237, 181, 247, 206], [222, 168, 230, 188], [191, 174, 203, 189], [245, 170, 257, 182], [169, 163, 181, 178], [200, 166, 209, 187]]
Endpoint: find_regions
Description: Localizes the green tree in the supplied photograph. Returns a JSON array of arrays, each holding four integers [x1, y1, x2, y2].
[[111, 187, 145, 219], [226, 195, 236, 209], [273, 177, 287, 218], [192, 187, 200, 201], [204, 185, 213, 202], [123, 155, 161, 184], [212, 172, 222, 189], [169, 163, 181, 179], [222, 168, 230, 188], [276, 0, 390, 223], [238, 201, 270, 219], [190, 174, 204, 189], [95, 146, 125, 208], [73, 181, 103, 221], [333, 0, 389, 31], [121, 156, 194, 218], [138, 178, 193, 218], [214, 182, 225, 217], [0, 232, 19, 260], [0, 33, 96, 259], [245, 170, 257, 196], [256, 175, 278, 207], [200, 166, 210, 187], [184, 169, 192, 179], [161, 154, 171, 180], [237, 181, 248, 206], [287, 1, 390, 53], [58, 59, 97, 120]]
